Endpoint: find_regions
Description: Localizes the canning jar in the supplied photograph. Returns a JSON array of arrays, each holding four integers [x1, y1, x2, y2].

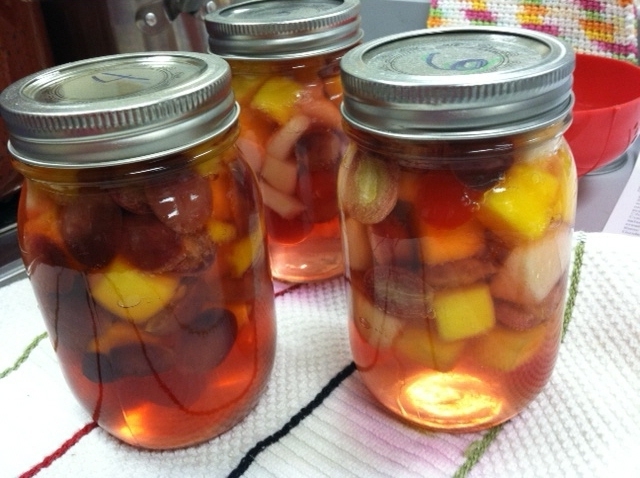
[[338, 27, 577, 431], [0, 52, 276, 449], [205, 0, 363, 283]]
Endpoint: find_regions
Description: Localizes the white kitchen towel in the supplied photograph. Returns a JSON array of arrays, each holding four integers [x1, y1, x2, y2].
[[1, 231, 639, 478]]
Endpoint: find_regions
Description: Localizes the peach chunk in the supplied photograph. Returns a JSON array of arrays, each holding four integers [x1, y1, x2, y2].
[[419, 219, 485, 265], [471, 323, 547, 372], [477, 161, 560, 241], [89, 257, 179, 324], [394, 327, 466, 372], [433, 283, 495, 341]]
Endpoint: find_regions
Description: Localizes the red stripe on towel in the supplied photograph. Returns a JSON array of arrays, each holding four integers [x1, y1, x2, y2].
[[17, 281, 305, 477], [19, 422, 98, 478]]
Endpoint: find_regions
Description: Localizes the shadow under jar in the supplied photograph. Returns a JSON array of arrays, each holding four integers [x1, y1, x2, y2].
[[205, 0, 363, 283], [0, 52, 276, 449], [338, 27, 577, 432]]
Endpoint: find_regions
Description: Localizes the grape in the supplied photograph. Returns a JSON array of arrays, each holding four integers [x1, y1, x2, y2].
[[177, 307, 237, 373], [143, 277, 214, 335], [295, 127, 344, 172], [295, 168, 339, 224], [370, 200, 417, 239], [82, 324, 176, 383], [60, 195, 122, 269], [339, 150, 399, 225], [364, 266, 434, 321], [453, 156, 514, 191], [145, 172, 212, 234], [43, 280, 115, 353]]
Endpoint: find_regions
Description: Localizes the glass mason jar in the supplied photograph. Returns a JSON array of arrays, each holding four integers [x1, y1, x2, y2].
[[338, 27, 577, 431], [205, 0, 363, 283], [0, 52, 276, 449]]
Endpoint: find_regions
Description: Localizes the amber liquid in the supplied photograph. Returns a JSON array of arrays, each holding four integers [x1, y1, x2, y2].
[[51, 276, 275, 448], [17, 144, 277, 449], [230, 55, 347, 283], [348, 284, 562, 431], [340, 125, 576, 431]]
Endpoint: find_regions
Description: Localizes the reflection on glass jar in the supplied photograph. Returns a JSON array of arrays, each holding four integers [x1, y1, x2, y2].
[[206, 0, 363, 283], [1, 52, 276, 449], [338, 27, 577, 432]]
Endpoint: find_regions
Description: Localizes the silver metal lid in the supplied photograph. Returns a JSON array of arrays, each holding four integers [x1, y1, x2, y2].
[[205, 0, 363, 59], [340, 27, 575, 140], [0, 51, 238, 168]]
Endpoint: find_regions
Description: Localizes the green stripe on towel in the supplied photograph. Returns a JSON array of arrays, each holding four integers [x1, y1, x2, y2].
[[0, 331, 48, 380], [452, 233, 587, 477]]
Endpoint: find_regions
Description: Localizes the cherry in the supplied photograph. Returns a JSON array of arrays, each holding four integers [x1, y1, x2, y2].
[[416, 170, 482, 229]]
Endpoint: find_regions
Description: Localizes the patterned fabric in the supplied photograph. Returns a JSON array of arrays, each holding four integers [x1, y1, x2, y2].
[[3, 232, 640, 477], [427, 0, 640, 63]]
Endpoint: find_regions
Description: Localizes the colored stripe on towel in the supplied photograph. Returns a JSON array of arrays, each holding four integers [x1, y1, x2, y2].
[[0, 331, 48, 380], [20, 422, 99, 478], [227, 361, 357, 478], [451, 232, 588, 478]]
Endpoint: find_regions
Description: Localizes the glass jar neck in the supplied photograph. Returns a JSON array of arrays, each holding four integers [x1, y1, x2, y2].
[[13, 125, 239, 188], [343, 115, 572, 169]]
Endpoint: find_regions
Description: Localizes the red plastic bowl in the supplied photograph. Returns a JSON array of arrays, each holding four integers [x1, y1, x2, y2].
[[565, 53, 640, 177]]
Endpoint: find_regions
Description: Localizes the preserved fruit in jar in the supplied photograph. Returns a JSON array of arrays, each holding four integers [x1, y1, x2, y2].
[[206, 0, 363, 283], [0, 52, 276, 449], [339, 27, 577, 431]]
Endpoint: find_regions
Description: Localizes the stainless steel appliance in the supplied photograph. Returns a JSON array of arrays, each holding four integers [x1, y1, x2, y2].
[[40, 0, 219, 64]]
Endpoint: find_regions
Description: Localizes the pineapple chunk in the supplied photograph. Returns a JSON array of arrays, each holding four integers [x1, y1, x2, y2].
[[250, 77, 302, 125], [419, 220, 485, 265], [471, 323, 547, 371], [89, 257, 179, 324], [477, 161, 560, 241], [549, 144, 577, 224], [490, 225, 570, 306], [394, 327, 465, 372], [207, 219, 237, 244], [231, 75, 265, 103], [433, 283, 495, 341], [351, 287, 402, 348], [227, 225, 265, 278]]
